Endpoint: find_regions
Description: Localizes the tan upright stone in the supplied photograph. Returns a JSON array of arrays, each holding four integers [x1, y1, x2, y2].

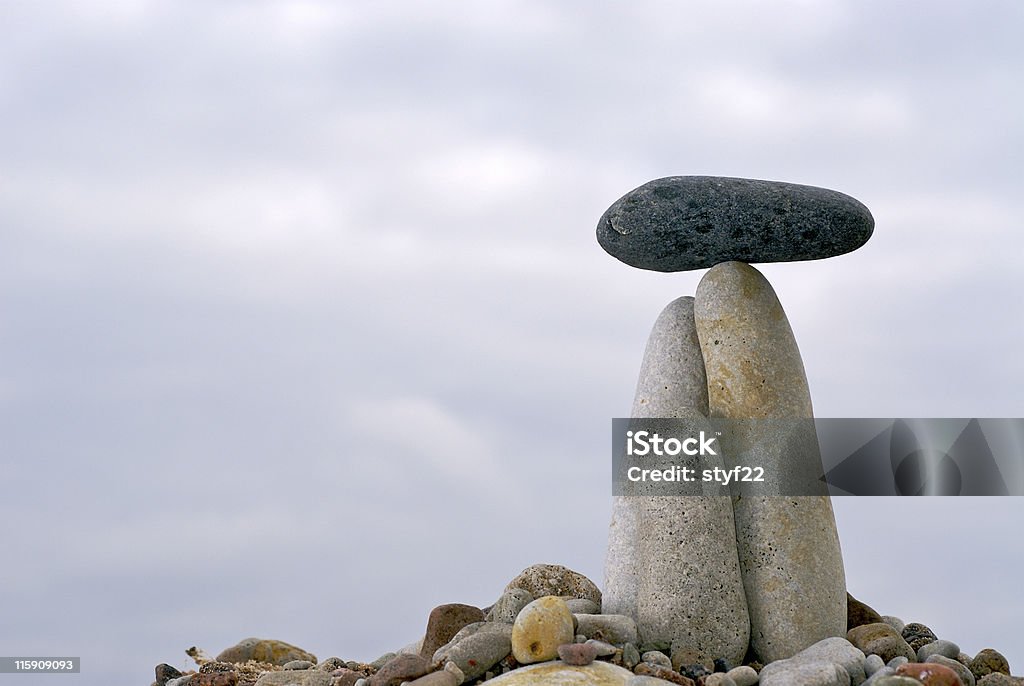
[[604, 296, 749, 665], [694, 261, 847, 663]]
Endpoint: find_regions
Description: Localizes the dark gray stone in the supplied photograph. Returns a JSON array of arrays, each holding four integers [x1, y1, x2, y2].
[[596, 176, 874, 272]]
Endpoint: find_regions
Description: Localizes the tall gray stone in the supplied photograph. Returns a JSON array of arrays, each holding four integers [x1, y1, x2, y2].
[[604, 295, 749, 665], [694, 261, 847, 663]]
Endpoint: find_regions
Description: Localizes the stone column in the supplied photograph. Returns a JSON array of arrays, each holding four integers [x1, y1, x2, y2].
[[604, 295, 750, 666], [694, 261, 847, 663]]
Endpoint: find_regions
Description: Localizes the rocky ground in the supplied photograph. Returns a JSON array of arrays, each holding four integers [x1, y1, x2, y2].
[[151, 564, 1020, 686]]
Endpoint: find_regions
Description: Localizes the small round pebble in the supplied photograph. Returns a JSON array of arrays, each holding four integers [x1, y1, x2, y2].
[[897, 662, 964, 686], [557, 642, 598, 666], [882, 617, 906, 634], [864, 654, 886, 676], [902, 623, 938, 652], [926, 654, 976, 686], [443, 661, 465, 686], [872, 677, 923, 686], [713, 658, 732, 673], [641, 651, 672, 670], [971, 649, 1012, 680], [621, 643, 641, 670], [919, 640, 961, 662], [888, 656, 910, 669], [677, 663, 710, 680], [725, 666, 758, 686], [585, 639, 618, 657], [705, 674, 738, 686], [284, 660, 314, 670]]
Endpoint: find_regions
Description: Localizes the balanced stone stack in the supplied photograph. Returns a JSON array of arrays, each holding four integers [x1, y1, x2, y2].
[[600, 176, 874, 665]]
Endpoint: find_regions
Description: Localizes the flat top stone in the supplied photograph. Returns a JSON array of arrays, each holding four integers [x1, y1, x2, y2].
[[597, 176, 874, 272]]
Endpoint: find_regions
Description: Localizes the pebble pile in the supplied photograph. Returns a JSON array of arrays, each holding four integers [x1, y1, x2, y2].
[[151, 177, 1016, 686], [151, 566, 1019, 686]]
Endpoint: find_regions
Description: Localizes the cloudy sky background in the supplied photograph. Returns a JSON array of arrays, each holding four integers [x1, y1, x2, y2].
[[2, 1, 1022, 683]]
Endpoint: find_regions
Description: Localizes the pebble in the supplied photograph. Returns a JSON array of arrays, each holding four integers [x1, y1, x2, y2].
[[621, 644, 641, 670], [641, 651, 673, 670], [165, 678, 192, 686], [978, 676, 1024, 685], [927, 655, 976, 686], [758, 637, 866, 686], [848, 593, 884, 630], [253, 671, 330, 686], [316, 658, 346, 672], [558, 642, 599, 666], [330, 669, 362, 686], [369, 654, 431, 686], [726, 665, 759, 686], [595, 176, 874, 272], [759, 661, 851, 686], [587, 640, 619, 658], [919, 640, 963, 662], [217, 638, 317, 667], [888, 657, 910, 669], [404, 672, 458, 686], [633, 663, 695, 686], [864, 668, 896, 684], [504, 564, 601, 606], [695, 261, 846, 662], [881, 617, 906, 635], [566, 599, 601, 615], [628, 678, 680, 686], [195, 673, 238, 686], [483, 660, 637, 685], [864, 655, 886, 676], [443, 661, 465, 685], [848, 623, 916, 663], [156, 664, 184, 686], [896, 661, 965, 685], [512, 596, 575, 664], [434, 623, 512, 682], [675, 664, 709, 681], [284, 661, 313, 670], [971, 649, 1012, 680], [486, 589, 534, 624], [705, 675, 738, 686], [902, 623, 939, 652], [421, 604, 486, 659], [871, 678, 921, 686], [575, 614, 639, 645], [604, 296, 749, 668]]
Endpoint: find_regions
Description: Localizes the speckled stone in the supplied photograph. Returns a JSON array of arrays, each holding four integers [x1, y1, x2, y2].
[[420, 604, 486, 659], [919, 640, 962, 663], [641, 651, 673, 670], [927, 655, 975, 686], [156, 664, 183, 686], [848, 624, 915, 663], [695, 261, 846, 663], [901, 623, 938, 652], [970, 649, 1011, 680], [596, 176, 874, 272], [848, 594, 883, 631], [505, 565, 601, 606], [896, 662, 964, 685], [486, 589, 534, 624], [512, 596, 576, 664], [604, 295, 749, 666], [217, 638, 317, 667]]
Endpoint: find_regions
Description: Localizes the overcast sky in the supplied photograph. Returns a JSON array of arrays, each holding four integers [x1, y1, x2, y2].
[[2, 2, 1023, 684]]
